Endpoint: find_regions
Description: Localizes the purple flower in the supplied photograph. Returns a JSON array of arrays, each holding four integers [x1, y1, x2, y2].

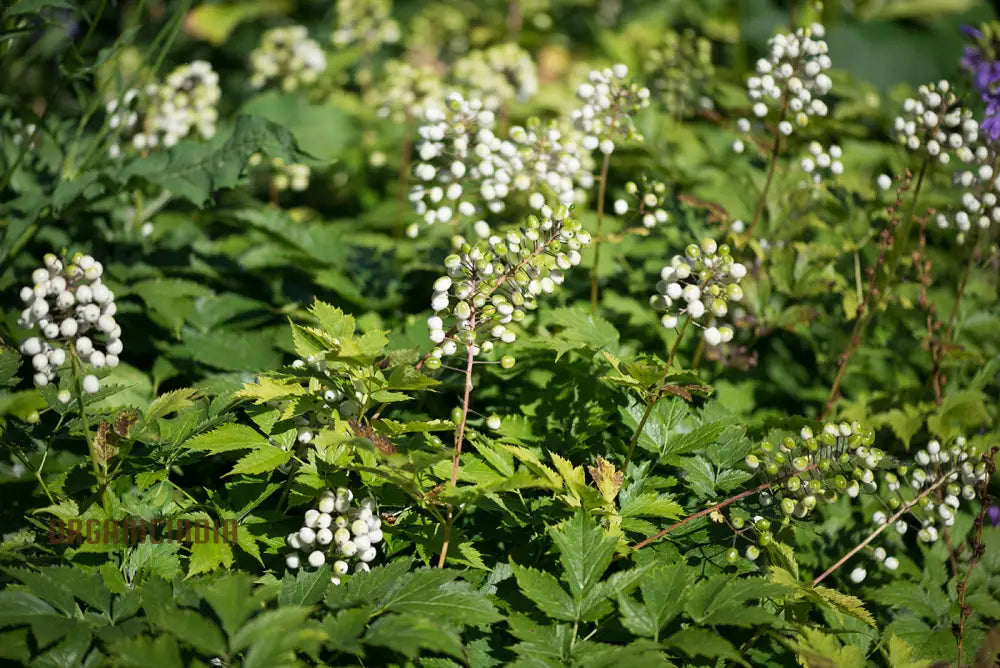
[[961, 24, 1000, 140], [988, 504, 1000, 527], [983, 102, 1000, 141]]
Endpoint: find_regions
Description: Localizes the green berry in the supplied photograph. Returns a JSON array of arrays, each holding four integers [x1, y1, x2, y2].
[[451, 407, 464, 424], [500, 355, 516, 369], [781, 497, 796, 515], [425, 357, 441, 370], [724, 547, 739, 563], [745, 545, 760, 561]]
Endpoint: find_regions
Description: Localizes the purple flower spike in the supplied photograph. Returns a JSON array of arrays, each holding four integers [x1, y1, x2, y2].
[[962, 24, 983, 40], [987, 504, 1000, 527]]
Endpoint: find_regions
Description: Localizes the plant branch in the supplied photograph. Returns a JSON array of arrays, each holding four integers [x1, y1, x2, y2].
[[623, 316, 691, 469], [438, 316, 477, 568], [822, 164, 926, 419], [633, 471, 801, 550], [956, 446, 998, 667], [71, 349, 110, 514], [590, 150, 612, 309], [811, 473, 950, 586], [744, 96, 789, 241]]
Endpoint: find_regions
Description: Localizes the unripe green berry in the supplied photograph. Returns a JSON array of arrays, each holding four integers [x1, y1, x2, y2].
[[501, 355, 516, 369], [425, 358, 441, 370], [724, 547, 739, 563], [745, 545, 760, 561], [451, 407, 463, 424], [781, 497, 796, 515]]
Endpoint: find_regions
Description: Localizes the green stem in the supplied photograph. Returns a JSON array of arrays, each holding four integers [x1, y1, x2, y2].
[[623, 317, 691, 469], [71, 350, 110, 514], [821, 161, 928, 419], [590, 151, 612, 309], [439, 318, 477, 568], [744, 97, 789, 241]]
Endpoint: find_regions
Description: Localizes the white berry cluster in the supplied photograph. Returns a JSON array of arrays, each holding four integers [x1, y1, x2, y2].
[[17, 253, 121, 392], [741, 423, 990, 581], [799, 140, 844, 184], [249, 26, 327, 92], [371, 60, 444, 122], [508, 118, 595, 211], [248, 153, 310, 193], [735, 23, 831, 144], [642, 28, 715, 117], [892, 80, 978, 165], [936, 144, 1000, 241], [453, 43, 538, 111], [614, 178, 669, 228], [284, 488, 383, 584], [650, 239, 747, 346], [571, 64, 650, 155], [331, 0, 400, 51], [425, 207, 591, 368], [854, 435, 988, 582], [107, 61, 220, 157], [409, 93, 513, 237], [285, 356, 363, 442]]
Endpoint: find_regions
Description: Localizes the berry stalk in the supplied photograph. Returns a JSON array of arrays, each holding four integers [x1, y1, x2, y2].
[[590, 150, 612, 308], [811, 472, 949, 586]]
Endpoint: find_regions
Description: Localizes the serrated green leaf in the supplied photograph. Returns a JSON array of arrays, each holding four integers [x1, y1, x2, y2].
[[511, 562, 576, 621], [364, 612, 464, 659], [617, 563, 694, 640], [183, 423, 267, 452], [543, 306, 620, 360], [549, 512, 617, 602], [279, 566, 331, 606], [226, 446, 291, 476], [187, 539, 234, 577], [666, 628, 745, 665], [200, 573, 256, 639]]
